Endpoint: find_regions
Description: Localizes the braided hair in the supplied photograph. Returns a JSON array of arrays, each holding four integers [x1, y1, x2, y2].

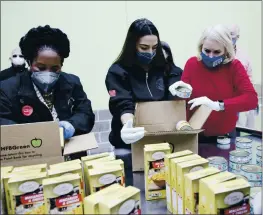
[[19, 25, 70, 65]]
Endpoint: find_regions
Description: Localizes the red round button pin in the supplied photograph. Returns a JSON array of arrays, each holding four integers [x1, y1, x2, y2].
[[22, 105, 33, 116]]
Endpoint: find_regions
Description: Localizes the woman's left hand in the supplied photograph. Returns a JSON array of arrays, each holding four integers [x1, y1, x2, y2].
[[188, 96, 220, 111], [59, 121, 75, 140]]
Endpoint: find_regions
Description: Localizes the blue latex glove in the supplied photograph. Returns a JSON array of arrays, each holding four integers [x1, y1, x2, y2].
[[59, 121, 75, 140]]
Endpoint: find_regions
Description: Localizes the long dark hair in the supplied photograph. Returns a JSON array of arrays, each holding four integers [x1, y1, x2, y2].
[[114, 18, 166, 68], [161, 41, 179, 74], [161, 41, 176, 66]]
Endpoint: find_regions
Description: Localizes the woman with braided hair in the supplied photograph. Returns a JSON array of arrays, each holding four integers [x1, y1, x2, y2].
[[0, 25, 95, 146]]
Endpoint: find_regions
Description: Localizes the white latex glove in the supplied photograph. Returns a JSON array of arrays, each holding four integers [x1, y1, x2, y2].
[[121, 119, 145, 144], [169, 81, 193, 96], [188, 96, 220, 111], [253, 191, 261, 215]]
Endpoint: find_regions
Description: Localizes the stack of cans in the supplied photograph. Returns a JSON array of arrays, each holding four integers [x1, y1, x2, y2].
[[240, 164, 262, 187], [229, 150, 251, 174], [235, 137, 252, 162], [256, 145, 262, 166], [207, 156, 228, 172]]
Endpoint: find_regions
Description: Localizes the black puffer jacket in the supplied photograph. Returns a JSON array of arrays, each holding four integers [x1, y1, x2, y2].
[[105, 63, 182, 148], [0, 71, 95, 136]]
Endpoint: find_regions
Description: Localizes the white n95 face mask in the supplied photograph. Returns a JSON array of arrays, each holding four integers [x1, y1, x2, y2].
[[31, 71, 60, 93], [11, 54, 25, 66]]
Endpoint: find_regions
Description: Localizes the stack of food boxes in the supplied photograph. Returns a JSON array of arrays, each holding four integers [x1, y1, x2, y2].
[[0, 151, 140, 215], [81, 152, 140, 214], [155, 141, 253, 215], [84, 184, 141, 214]]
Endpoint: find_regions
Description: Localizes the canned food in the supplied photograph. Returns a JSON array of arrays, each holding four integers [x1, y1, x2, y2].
[[256, 145, 262, 157], [240, 164, 262, 182], [217, 136, 231, 144], [174, 86, 192, 98], [236, 138, 252, 149], [256, 157, 262, 167], [207, 156, 228, 172], [235, 146, 252, 155], [176, 120, 193, 131], [249, 181, 262, 187], [236, 137, 252, 143], [256, 155, 262, 162], [216, 144, 230, 150], [229, 150, 251, 164], [236, 174, 249, 181], [229, 160, 250, 174]]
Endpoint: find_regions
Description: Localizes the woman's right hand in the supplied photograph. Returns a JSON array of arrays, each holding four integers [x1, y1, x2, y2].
[[121, 119, 145, 144], [169, 81, 193, 96]]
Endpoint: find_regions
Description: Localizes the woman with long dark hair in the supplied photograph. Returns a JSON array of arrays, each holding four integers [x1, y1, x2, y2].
[[105, 18, 190, 149]]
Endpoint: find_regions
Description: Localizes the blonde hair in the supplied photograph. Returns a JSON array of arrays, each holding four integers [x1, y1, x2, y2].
[[197, 24, 235, 64]]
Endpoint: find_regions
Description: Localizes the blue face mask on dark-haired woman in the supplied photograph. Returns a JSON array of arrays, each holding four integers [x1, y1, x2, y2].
[[136, 51, 156, 64]]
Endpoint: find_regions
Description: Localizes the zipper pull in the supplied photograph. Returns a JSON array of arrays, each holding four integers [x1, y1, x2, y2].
[[146, 72, 148, 79]]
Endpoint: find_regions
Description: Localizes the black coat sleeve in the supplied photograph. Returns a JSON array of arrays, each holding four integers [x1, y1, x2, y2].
[[166, 64, 183, 100], [105, 64, 135, 117], [66, 76, 95, 135], [0, 80, 18, 125]]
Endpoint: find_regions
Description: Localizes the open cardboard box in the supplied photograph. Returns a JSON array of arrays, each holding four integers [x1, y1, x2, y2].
[[131, 100, 212, 171], [0, 121, 98, 167]]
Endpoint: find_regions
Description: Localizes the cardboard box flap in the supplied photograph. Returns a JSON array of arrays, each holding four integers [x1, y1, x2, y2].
[[134, 100, 211, 134], [63, 132, 98, 156], [145, 129, 203, 136], [134, 100, 186, 132], [189, 105, 212, 129]]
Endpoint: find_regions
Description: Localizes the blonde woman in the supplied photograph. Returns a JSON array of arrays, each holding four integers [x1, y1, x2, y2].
[[181, 24, 258, 140]]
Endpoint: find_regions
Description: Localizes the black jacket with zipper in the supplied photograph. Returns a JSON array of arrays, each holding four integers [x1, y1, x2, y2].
[[0, 71, 95, 136], [105, 63, 183, 149]]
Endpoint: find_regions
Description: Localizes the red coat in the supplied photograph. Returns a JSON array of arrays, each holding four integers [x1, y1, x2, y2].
[[182, 57, 258, 136]]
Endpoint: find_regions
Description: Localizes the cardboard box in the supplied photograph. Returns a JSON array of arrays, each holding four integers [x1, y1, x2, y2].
[[132, 100, 212, 171], [83, 155, 116, 195], [0, 121, 98, 167], [3, 169, 42, 214], [199, 171, 237, 214], [170, 154, 201, 214], [8, 172, 47, 214], [49, 159, 81, 169], [81, 152, 111, 163], [176, 158, 209, 214], [84, 184, 125, 214], [93, 159, 125, 186], [47, 163, 85, 199], [164, 150, 193, 212], [88, 165, 124, 194], [1, 166, 13, 215], [184, 167, 220, 214], [12, 163, 47, 172], [43, 173, 83, 214], [144, 144, 170, 200], [1, 166, 13, 174], [99, 186, 141, 214], [206, 178, 251, 215]]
